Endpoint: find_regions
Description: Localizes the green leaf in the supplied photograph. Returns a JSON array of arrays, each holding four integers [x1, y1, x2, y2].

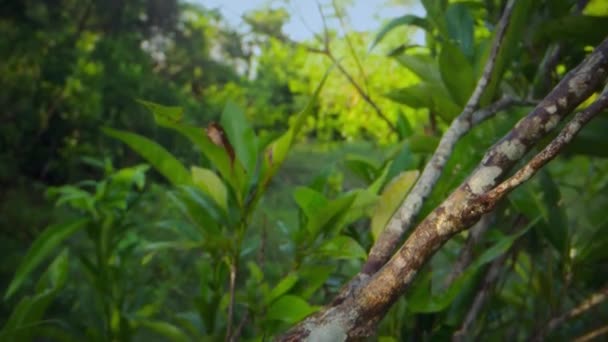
[[5, 219, 87, 299], [35, 249, 70, 292], [265, 295, 318, 324], [102, 127, 191, 186], [409, 135, 440, 154], [293, 187, 328, 219], [445, 3, 474, 58], [138, 320, 191, 342], [220, 101, 258, 180], [421, 0, 448, 36], [317, 235, 367, 260], [564, 115, 608, 157], [178, 185, 228, 226], [306, 192, 357, 237], [371, 170, 419, 240], [394, 54, 442, 84], [439, 42, 475, 107], [0, 289, 57, 341], [370, 15, 432, 51], [385, 83, 461, 121], [344, 155, 380, 184], [396, 111, 413, 140], [142, 105, 247, 196], [191, 166, 228, 212], [264, 274, 299, 305], [298, 266, 336, 299]]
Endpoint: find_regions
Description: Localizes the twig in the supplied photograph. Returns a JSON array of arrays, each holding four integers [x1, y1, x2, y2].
[[361, 0, 518, 276], [225, 260, 237, 342], [574, 324, 608, 342], [314, 3, 397, 133], [530, 285, 608, 341]]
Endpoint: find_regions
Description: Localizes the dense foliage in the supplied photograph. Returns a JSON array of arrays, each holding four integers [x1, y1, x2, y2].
[[1, 0, 608, 340]]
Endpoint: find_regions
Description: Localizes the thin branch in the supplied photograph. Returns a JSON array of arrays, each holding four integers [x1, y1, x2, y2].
[[361, 0, 518, 276], [480, 85, 608, 209], [225, 260, 237, 342], [280, 37, 608, 340], [574, 324, 608, 342], [530, 285, 608, 341]]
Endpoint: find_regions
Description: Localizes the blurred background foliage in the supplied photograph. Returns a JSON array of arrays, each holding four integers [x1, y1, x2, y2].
[[1, 0, 608, 340]]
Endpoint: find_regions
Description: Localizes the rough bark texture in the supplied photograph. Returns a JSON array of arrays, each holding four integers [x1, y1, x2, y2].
[[279, 37, 608, 341]]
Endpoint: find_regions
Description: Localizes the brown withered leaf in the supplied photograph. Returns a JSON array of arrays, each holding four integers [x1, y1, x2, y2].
[[205, 122, 235, 167]]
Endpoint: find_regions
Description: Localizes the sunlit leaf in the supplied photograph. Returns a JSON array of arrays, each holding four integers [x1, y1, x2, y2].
[[138, 320, 191, 342], [371, 170, 419, 240], [220, 101, 258, 180], [439, 42, 475, 106], [191, 166, 228, 212], [264, 274, 299, 305]]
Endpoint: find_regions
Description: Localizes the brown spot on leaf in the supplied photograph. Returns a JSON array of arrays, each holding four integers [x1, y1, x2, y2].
[[205, 122, 235, 167]]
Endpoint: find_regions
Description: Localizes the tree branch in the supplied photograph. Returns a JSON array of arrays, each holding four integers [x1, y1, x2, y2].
[[280, 36, 608, 340], [361, 0, 518, 277]]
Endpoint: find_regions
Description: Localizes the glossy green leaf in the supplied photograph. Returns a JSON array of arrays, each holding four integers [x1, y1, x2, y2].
[[264, 274, 299, 305], [265, 295, 318, 324], [439, 42, 475, 107], [371, 170, 419, 240], [138, 320, 190, 342], [102, 127, 191, 186], [344, 155, 380, 184], [191, 166, 228, 212], [370, 15, 432, 51], [5, 219, 87, 299], [35, 249, 70, 292], [220, 101, 258, 179], [445, 3, 474, 58]]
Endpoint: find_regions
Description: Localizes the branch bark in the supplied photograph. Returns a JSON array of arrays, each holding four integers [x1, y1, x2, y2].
[[361, 0, 518, 277], [280, 37, 608, 341]]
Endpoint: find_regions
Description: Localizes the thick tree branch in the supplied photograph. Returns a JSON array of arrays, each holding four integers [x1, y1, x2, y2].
[[362, 0, 518, 277], [280, 37, 608, 340]]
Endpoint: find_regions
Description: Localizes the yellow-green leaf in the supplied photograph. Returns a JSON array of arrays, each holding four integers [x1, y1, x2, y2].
[[191, 166, 228, 212], [371, 170, 420, 240]]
